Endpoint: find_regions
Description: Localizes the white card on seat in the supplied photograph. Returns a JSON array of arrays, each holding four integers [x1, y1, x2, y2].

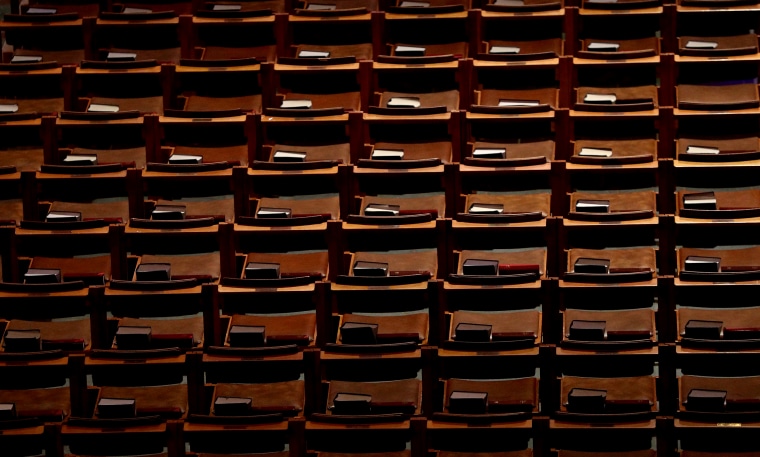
[[395, 45, 426, 54], [490, 46, 520, 54], [212, 4, 242, 10], [387, 97, 421, 108], [280, 99, 313, 109], [494, 0, 525, 5], [0, 104, 19, 113], [123, 7, 153, 13], [88, 104, 120, 113], [11, 55, 43, 63], [578, 147, 613, 157], [273, 150, 307, 161], [168, 154, 203, 164], [588, 42, 620, 51], [306, 3, 337, 9], [63, 154, 98, 164], [372, 149, 405, 159], [685, 41, 719, 49], [472, 148, 506, 159], [298, 50, 331, 58], [686, 145, 720, 155], [584, 93, 617, 103], [26, 7, 57, 13], [107, 52, 137, 61], [400, 1, 430, 6], [469, 204, 504, 214], [498, 99, 540, 107]]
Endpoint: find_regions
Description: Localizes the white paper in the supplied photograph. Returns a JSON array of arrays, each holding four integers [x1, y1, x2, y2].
[[306, 2, 337, 9], [274, 151, 307, 160], [169, 154, 203, 163], [494, 0, 524, 5], [686, 146, 720, 155], [0, 104, 19, 113], [46, 212, 80, 220], [498, 99, 540, 107], [579, 147, 613, 157], [387, 97, 421, 108], [365, 206, 399, 215], [63, 154, 98, 164], [212, 4, 242, 10], [472, 148, 506, 158], [685, 40, 718, 49], [26, 7, 57, 13], [107, 52, 137, 61], [685, 257, 719, 264], [490, 46, 520, 54], [123, 7, 152, 13], [400, 1, 430, 6], [11, 55, 42, 63], [88, 104, 120, 113], [372, 149, 405, 159], [576, 201, 608, 208], [0, 404, 13, 411], [298, 50, 331, 58], [685, 197, 717, 205], [469, 205, 503, 214], [257, 209, 290, 216], [395, 45, 426, 54], [280, 99, 313, 109], [588, 42, 620, 51], [99, 398, 135, 406], [584, 93, 617, 103]]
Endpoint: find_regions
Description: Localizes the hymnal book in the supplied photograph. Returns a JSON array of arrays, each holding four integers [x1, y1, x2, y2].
[[0, 104, 19, 114], [63, 154, 98, 165], [569, 320, 606, 341], [106, 52, 137, 62], [494, 0, 525, 5], [122, 7, 153, 13], [364, 204, 400, 216], [686, 389, 726, 412], [686, 145, 720, 155], [372, 149, 405, 160], [24, 268, 61, 284], [46, 211, 82, 222], [214, 397, 252, 416], [4, 329, 41, 352], [229, 325, 266, 347], [684, 319, 723, 340], [685, 41, 719, 50], [273, 151, 307, 162], [587, 42, 620, 52], [244, 262, 280, 280], [306, 2, 337, 9], [152, 204, 186, 220], [97, 398, 136, 419], [26, 7, 57, 13], [454, 323, 492, 342], [583, 93, 617, 104], [573, 257, 610, 274], [0, 403, 16, 421], [332, 393, 372, 414], [11, 55, 42, 63], [211, 4, 242, 11], [578, 147, 613, 157], [498, 99, 540, 107], [257, 207, 292, 218], [684, 256, 721, 273], [135, 263, 171, 281], [449, 391, 488, 414], [115, 326, 152, 349], [353, 261, 389, 277], [567, 388, 607, 412], [683, 192, 717, 210], [387, 97, 421, 108], [280, 99, 312, 109], [168, 154, 203, 165], [340, 322, 379, 344], [394, 45, 426, 57], [472, 148, 506, 159], [87, 104, 120, 113], [462, 259, 499, 276], [468, 203, 504, 214], [298, 50, 331, 58], [575, 199, 610, 213], [490, 46, 520, 55], [399, 1, 430, 6]]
